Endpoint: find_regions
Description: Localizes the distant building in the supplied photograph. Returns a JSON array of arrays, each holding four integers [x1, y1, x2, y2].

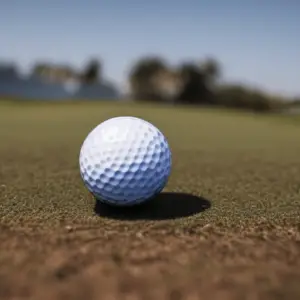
[[0, 62, 120, 100], [0, 64, 19, 80], [74, 81, 120, 100]]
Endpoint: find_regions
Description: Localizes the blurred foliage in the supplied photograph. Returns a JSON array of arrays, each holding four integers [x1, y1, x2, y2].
[[215, 85, 288, 112], [31, 63, 77, 82], [291, 98, 300, 105], [0, 54, 296, 112], [80, 59, 102, 84], [30, 59, 102, 85], [215, 85, 269, 112], [129, 56, 168, 101], [175, 62, 214, 105], [199, 57, 221, 86], [128, 56, 291, 112]]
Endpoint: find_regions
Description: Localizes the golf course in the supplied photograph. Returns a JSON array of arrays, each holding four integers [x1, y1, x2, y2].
[[0, 100, 299, 299]]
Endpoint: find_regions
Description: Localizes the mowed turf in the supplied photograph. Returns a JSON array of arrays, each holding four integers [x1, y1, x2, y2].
[[0, 100, 299, 300]]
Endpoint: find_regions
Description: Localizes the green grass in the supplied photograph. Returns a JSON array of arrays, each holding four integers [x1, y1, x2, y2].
[[0, 100, 299, 231]]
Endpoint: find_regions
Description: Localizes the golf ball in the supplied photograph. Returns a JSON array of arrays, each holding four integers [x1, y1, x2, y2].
[[79, 116, 172, 206]]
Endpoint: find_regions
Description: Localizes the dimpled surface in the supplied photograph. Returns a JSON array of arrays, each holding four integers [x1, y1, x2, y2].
[[79, 116, 172, 206]]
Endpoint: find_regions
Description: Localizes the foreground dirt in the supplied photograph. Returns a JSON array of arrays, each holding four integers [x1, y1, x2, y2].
[[1, 223, 300, 300]]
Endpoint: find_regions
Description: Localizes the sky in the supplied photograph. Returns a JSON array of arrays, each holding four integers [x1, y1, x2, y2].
[[1, 0, 299, 96]]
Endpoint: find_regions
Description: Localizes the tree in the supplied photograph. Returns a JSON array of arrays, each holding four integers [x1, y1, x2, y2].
[[200, 57, 221, 85], [129, 56, 168, 101], [81, 59, 102, 84], [30, 62, 76, 82], [175, 63, 213, 104]]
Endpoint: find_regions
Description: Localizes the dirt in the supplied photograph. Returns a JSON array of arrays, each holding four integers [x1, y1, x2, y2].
[[0, 223, 299, 300]]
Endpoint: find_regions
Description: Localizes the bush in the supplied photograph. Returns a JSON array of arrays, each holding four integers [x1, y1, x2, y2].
[[215, 85, 279, 112]]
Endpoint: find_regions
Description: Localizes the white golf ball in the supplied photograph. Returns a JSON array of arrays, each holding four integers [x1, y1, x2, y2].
[[79, 116, 172, 206]]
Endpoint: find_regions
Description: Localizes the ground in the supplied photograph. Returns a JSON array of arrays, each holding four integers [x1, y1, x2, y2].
[[0, 100, 299, 300]]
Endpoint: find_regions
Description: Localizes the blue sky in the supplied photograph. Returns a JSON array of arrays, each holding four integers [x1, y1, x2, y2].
[[1, 0, 299, 96]]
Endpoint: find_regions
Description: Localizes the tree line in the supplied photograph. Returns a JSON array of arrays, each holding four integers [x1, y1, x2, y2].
[[1, 56, 298, 111], [128, 56, 293, 112]]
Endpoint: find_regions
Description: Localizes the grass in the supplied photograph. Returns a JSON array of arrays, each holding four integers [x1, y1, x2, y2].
[[0, 100, 300, 299]]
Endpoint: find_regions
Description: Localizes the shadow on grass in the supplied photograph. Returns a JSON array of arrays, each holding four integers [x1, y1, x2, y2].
[[94, 192, 211, 221]]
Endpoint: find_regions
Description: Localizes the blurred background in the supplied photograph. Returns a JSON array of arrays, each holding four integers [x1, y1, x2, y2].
[[1, 0, 300, 113]]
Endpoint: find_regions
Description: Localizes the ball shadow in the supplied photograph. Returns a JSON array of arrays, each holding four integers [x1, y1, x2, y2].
[[94, 192, 211, 221]]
